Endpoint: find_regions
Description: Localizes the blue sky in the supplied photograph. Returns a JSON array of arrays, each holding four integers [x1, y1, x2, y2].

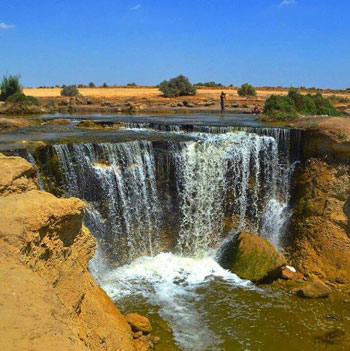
[[0, 0, 349, 88]]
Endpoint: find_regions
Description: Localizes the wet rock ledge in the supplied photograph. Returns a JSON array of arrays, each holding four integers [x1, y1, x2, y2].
[[0, 153, 156, 351]]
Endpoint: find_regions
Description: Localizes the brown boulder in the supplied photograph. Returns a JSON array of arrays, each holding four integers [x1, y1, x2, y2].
[[0, 153, 37, 196], [280, 266, 304, 281], [126, 313, 152, 333], [295, 280, 332, 298], [230, 232, 286, 283]]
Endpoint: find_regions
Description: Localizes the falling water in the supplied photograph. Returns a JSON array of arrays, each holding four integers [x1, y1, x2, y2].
[[53, 141, 161, 263], [172, 131, 292, 255], [48, 126, 297, 264]]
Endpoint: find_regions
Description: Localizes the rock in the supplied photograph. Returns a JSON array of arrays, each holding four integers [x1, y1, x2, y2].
[[0, 153, 38, 196], [44, 118, 70, 126], [133, 331, 143, 339], [177, 102, 184, 107], [152, 336, 160, 344], [288, 159, 350, 289], [182, 100, 194, 108], [59, 99, 69, 106], [126, 313, 152, 333], [229, 232, 286, 283], [0, 155, 142, 351], [295, 280, 332, 298], [0, 117, 38, 132], [281, 266, 304, 280]]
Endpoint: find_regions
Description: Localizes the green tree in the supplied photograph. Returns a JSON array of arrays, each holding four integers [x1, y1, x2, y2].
[[61, 85, 79, 97], [238, 83, 256, 97], [0, 74, 22, 101], [158, 75, 196, 97], [89, 82, 95, 88], [102, 82, 108, 88]]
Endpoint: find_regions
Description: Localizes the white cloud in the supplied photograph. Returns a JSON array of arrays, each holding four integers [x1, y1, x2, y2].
[[279, 0, 296, 7], [0, 22, 15, 30], [131, 4, 141, 10]]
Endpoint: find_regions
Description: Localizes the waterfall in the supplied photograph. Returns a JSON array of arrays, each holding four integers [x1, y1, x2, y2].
[[47, 127, 296, 264], [53, 141, 161, 264], [172, 132, 291, 255]]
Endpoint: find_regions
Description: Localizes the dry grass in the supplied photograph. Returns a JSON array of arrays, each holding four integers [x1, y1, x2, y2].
[[23, 87, 350, 104]]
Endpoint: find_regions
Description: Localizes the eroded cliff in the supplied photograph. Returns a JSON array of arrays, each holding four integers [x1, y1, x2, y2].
[[0, 153, 151, 351], [287, 158, 350, 290]]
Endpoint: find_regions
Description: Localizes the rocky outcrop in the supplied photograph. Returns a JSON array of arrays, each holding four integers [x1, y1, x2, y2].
[[229, 232, 286, 283], [288, 158, 350, 290], [0, 154, 152, 350], [0, 153, 38, 196], [294, 279, 332, 298]]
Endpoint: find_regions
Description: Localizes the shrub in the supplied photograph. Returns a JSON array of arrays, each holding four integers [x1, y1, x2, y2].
[[78, 84, 85, 88], [238, 83, 256, 97], [158, 75, 196, 97], [61, 85, 79, 97], [263, 89, 340, 121], [102, 82, 108, 88], [312, 92, 340, 115], [89, 82, 95, 88], [0, 74, 22, 101], [6, 92, 40, 106], [263, 95, 298, 121], [127, 82, 136, 87]]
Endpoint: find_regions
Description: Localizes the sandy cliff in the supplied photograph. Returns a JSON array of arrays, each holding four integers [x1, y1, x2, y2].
[[288, 158, 350, 290], [0, 154, 150, 350]]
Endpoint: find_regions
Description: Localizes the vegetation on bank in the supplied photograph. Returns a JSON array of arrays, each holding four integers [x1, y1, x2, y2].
[[238, 83, 256, 97], [158, 75, 196, 97], [0, 75, 42, 113], [263, 89, 341, 121], [195, 81, 224, 88], [6, 92, 40, 106], [0, 74, 22, 101], [61, 85, 79, 97]]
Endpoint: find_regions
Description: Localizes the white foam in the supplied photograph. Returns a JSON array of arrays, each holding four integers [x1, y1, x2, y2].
[[94, 251, 253, 351]]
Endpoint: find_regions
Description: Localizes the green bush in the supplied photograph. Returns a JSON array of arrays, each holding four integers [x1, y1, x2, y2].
[[0, 74, 22, 101], [127, 82, 136, 87], [6, 92, 40, 106], [238, 83, 256, 97], [102, 82, 108, 88], [312, 92, 340, 115], [61, 85, 79, 97], [263, 89, 340, 121], [263, 95, 298, 121], [89, 82, 95, 88], [159, 75, 196, 97]]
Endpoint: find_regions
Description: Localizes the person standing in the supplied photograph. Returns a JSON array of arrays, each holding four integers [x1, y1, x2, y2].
[[220, 91, 226, 115]]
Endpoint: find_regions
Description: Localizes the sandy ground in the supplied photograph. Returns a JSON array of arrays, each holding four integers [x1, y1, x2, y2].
[[23, 86, 350, 100]]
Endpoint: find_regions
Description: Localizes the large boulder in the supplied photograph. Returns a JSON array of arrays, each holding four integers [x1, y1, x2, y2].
[[229, 232, 286, 283], [294, 279, 332, 298], [126, 313, 152, 333]]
